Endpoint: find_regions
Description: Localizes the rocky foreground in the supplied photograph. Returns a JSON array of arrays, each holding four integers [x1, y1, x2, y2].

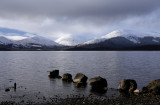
[[0, 93, 160, 105], [1, 71, 159, 105]]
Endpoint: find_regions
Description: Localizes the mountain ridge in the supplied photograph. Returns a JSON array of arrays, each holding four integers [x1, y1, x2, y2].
[[1, 28, 160, 51], [83, 29, 160, 45], [66, 29, 160, 51]]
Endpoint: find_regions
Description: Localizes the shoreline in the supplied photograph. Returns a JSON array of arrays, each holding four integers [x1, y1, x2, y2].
[[0, 93, 160, 105]]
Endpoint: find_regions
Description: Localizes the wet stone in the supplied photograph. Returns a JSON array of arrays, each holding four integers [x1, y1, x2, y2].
[[118, 79, 137, 93], [5, 88, 10, 92], [89, 76, 108, 92], [73, 73, 88, 83], [48, 70, 60, 78], [62, 73, 73, 82]]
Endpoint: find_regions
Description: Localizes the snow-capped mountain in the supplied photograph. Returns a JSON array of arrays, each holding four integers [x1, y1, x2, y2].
[[1, 27, 160, 50], [0, 28, 61, 50], [67, 29, 160, 50], [0, 34, 60, 47], [55, 36, 83, 46], [84, 29, 160, 45], [17, 36, 60, 47]]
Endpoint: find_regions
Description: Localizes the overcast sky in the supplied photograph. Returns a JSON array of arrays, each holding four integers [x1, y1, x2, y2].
[[0, 0, 160, 42]]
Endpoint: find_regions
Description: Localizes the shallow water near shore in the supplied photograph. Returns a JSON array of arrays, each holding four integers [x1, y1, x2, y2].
[[0, 51, 160, 102]]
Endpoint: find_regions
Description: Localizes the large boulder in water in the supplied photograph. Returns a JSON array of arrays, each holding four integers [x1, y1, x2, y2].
[[142, 79, 160, 95], [118, 79, 137, 93], [89, 76, 107, 92], [48, 70, 60, 78], [62, 73, 73, 82], [73, 73, 88, 83]]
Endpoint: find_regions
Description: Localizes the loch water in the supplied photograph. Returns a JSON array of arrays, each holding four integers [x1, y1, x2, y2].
[[0, 51, 159, 102]]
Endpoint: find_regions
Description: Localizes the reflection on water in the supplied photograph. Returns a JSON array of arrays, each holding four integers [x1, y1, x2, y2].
[[0, 51, 160, 101]]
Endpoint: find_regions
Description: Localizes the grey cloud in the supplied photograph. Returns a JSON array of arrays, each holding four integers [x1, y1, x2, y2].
[[0, 0, 160, 21], [0, 0, 160, 41]]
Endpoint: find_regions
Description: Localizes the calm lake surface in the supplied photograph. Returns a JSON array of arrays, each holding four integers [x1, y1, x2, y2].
[[0, 51, 160, 102]]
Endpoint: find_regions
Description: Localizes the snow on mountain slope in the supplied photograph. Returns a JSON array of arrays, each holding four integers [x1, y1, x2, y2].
[[84, 29, 160, 44], [55, 36, 83, 46], [1, 27, 160, 47], [0, 36, 13, 45], [4, 36, 28, 41], [102, 29, 160, 39], [0, 27, 60, 47], [0, 32, 15, 44], [0, 32, 60, 47], [17, 36, 60, 46]]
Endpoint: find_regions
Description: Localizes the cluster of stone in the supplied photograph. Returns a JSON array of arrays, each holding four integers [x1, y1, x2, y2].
[[48, 70, 160, 94]]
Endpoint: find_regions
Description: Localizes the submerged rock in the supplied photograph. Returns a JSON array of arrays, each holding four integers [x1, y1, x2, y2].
[[5, 88, 10, 92], [118, 79, 137, 93], [48, 70, 60, 78], [62, 73, 73, 82], [89, 76, 107, 92], [73, 73, 88, 83], [142, 79, 160, 95]]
